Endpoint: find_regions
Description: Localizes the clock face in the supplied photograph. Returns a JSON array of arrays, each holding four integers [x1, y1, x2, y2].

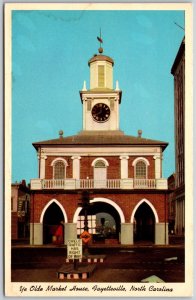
[[92, 103, 110, 122]]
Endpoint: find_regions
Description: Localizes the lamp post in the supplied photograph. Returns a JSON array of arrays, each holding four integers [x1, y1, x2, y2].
[[79, 191, 91, 257]]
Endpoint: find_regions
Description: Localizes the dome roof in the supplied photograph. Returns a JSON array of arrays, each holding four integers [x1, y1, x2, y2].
[[88, 54, 114, 66]]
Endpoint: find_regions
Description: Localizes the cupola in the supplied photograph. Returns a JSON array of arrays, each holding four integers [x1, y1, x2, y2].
[[88, 44, 114, 90]]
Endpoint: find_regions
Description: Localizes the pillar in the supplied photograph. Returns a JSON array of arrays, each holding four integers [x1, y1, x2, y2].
[[38, 149, 47, 179], [120, 223, 133, 245], [153, 154, 162, 179], [64, 223, 77, 245], [71, 156, 81, 179], [30, 223, 43, 245], [120, 156, 129, 179], [155, 222, 168, 245]]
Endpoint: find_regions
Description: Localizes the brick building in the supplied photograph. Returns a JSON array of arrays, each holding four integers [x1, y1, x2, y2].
[[30, 44, 169, 245]]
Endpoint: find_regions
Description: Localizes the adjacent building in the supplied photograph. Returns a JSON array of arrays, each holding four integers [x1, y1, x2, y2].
[[168, 173, 176, 234], [30, 43, 169, 246], [11, 180, 30, 240], [171, 37, 185, 235]]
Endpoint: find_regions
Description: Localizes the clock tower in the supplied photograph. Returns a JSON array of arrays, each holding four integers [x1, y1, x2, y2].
[[80, 43, 122, 131]]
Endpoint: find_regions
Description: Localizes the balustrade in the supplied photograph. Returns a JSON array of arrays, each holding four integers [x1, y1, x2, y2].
[[31, 178, 165, 190], [133, 179, 156, 189]]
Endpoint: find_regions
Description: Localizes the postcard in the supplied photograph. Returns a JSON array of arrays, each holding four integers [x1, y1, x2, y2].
[[4, 2, 193, 297]]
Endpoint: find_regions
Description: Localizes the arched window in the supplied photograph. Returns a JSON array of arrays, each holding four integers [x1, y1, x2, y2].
[[54, 161, 65, 179], [94, 160, 106, 168], [92, 158, 109, 188], [135, 161, 147, 179], [132, 157, 149, 179], [51, 159, 67, 179]]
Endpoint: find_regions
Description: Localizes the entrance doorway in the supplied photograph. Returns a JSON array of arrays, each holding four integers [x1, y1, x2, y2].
[[77, 202, 120, 243], [93, 160, 107, 188], [134, 202, 155, 243], [43, 202, 64, 244]]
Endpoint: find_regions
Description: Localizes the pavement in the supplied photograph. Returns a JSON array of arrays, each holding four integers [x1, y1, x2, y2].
[[11, 243, 185, 283]]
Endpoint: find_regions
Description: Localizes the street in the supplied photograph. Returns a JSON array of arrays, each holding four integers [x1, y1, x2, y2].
[[11, 245, 184, 283]]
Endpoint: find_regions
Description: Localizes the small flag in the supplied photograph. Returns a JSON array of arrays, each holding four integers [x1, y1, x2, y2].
[[97, 36, 103, 43]]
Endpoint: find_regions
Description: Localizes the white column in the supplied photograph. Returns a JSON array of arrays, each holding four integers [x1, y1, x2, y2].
[[40, 154, 47, 179], [64, 223, 77, 245], [120, 156, 129, 179], [30, 223, 43, 245], [71, 156, 81, 179], [121, 223, 133, 244], [155, 223, 168, 245], [115, 96, 120, 130], [82, 96, 87, 131], [153, 155, 162, 179]]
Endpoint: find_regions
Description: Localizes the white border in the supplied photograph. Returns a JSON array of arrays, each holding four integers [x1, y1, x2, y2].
[[4, 2, 193, 298]]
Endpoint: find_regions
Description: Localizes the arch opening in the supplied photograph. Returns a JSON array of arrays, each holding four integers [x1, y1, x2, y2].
[[42, 202, 65, 245], [133, 202, 155, 244], [77, 202, 121, 244]]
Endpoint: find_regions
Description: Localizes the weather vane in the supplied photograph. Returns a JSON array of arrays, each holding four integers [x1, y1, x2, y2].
[[97, 29, 103, 53]]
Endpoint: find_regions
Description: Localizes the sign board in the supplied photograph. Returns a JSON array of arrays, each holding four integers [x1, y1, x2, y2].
[[80, 230, 92, 244], [67, 239, 82, 260]]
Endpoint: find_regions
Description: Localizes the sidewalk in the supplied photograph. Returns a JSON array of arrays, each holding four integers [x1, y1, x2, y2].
[[11, 234, 185, 247], [11, 240, 185, 249]]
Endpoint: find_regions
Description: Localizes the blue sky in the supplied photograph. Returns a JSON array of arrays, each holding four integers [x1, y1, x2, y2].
[[12, 9, 185, 183]]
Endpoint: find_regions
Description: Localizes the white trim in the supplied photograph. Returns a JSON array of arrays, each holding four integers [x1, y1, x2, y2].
[[130, 198, 159, 224], [91, 157, 109, 167], [132, 157, 150, 166], [51, 157, 68, 166], [120, 156, 129, 179], [73, 197, 125, 223], [40, 199, 68, 223], [42, 147, 162, 156], [71, 156, 81, 179]]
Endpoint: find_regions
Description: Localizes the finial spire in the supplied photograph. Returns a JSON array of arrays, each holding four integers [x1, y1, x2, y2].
[[97, 28, 103, 54]]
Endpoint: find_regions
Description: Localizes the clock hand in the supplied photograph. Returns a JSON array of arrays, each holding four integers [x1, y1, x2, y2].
[[97, 108, 103, 115]]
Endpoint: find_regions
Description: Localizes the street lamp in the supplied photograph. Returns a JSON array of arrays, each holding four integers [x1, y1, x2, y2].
[[78, 190, 92, 257]]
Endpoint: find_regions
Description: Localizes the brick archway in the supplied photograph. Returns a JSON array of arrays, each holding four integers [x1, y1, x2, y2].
[[40, 199, 68, 223], [73, 197, 125, 223], [130, 199, 159, 224]]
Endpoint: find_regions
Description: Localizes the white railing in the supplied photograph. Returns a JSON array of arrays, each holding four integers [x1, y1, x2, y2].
[[31, 178, 167, 190], [78, 179, 121, 189], [133, 179, 156, 189], [42, 179, 65, 189], [42, 179, 121, 189]]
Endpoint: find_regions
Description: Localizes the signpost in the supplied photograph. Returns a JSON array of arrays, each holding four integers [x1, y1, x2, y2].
[[67, 239, 82, 270]]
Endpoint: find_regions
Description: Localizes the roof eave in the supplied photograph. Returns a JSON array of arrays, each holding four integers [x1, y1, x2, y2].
[[32, 141, 168, 150], [171, 37, 185, 75], [79, 90, 122, 103]]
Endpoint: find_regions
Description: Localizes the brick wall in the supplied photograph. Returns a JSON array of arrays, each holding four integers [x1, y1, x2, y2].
[[30, 191, 167, 224], [12, 212, 18, 239], [80, 156, 120, 179], [44, 155, 155, 180], [45, 156, 73, 179]]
